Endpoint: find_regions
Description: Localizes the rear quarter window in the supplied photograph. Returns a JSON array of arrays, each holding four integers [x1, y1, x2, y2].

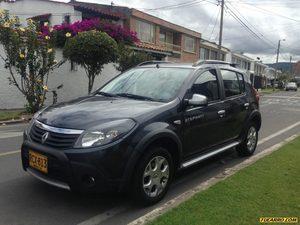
[[236, 73, 245, 93]]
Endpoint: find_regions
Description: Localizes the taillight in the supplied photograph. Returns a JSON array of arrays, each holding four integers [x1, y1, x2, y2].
[[252, 86, 260, 102]]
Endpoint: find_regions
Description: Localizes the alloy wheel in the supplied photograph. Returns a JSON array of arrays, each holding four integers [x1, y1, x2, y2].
[[246, 126, 257, 152]]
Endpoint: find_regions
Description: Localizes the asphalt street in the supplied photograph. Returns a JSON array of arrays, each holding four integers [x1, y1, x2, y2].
[[0, 91, 299, 225]]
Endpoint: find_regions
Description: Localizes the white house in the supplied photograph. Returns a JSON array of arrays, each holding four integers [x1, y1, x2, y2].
[[0, 0, 82, 26], [0, 0, 119, 109], [199, 39, 231, 62]]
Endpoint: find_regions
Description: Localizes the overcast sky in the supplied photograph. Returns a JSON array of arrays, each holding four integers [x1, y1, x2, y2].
[[76, 0, 300, 63]]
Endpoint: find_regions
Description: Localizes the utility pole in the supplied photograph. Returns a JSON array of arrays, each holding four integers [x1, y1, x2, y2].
[[218, 0, 225, 60], [275, 40, 281, 65], [290, 55, 293, 77], [274, 39, 285, 90]]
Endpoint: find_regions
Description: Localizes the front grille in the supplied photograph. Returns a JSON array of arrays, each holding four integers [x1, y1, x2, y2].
[[29, 123, 80, 149]]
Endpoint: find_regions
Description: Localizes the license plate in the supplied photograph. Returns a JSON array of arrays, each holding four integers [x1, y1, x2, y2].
[[29, 150, 48, 174]]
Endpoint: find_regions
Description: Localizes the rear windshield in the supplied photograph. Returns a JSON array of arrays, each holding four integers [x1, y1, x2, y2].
[[100, 67, 192, 102]]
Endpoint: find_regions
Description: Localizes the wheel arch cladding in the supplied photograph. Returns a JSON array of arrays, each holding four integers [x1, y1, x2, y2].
[[119, 129, 182, 192], [250, 111, 262, 131]]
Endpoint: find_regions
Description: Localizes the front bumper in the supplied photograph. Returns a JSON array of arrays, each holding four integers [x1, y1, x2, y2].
[[286, 87, 297, 91], [21, 139, 133, 193]]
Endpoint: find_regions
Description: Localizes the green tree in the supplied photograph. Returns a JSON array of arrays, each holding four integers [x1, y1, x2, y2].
[[63, 31, 118, 94], [116, 44, 154, 72], [0, 11, 61, 113]]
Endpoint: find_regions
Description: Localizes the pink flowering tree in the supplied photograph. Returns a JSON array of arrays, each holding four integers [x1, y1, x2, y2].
[[0, 11, 61, 113], [44, 18, 140, 94], [50, 18, 139, 47]]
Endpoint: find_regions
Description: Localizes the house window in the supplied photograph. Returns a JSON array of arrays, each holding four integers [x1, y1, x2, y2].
[[136, 19, 155, 43], [63, 15, 71, 24], [184, 35, 195, 53], [159, 31, 166, 43], [210, 50, 218, 60], [200, 48, 209, 60], [220, 53, 225, 61]]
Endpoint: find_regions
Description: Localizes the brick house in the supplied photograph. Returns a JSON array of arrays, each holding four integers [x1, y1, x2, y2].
[[72, 2, 201, 63]]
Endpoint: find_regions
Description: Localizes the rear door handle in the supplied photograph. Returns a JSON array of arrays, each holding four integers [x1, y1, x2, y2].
[[218, 110, 226, 118]]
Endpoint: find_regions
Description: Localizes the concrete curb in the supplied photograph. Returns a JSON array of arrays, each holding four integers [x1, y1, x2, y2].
[[0, 118, 28, 126], [0, 115, 31, 126], [128, 134, 299, 225]]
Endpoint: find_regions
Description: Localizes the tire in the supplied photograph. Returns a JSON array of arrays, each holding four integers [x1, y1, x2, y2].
[[237, 122, 258, 156], [132, 147, 174, 205]]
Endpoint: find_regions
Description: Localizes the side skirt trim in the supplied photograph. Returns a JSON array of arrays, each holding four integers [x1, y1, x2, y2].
[[181, 141, 240, 168]]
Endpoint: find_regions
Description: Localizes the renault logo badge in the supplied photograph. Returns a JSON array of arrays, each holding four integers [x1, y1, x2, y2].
[[41, 132, 49, 143]]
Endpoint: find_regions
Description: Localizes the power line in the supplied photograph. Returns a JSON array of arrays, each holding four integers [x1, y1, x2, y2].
[[235, 1, 300, 23], [227, 1, 277, 47], [143, 0, 207, 11], [142, 0, 198, 10], [225, 3, 263, 41], [202, 6, 220, 34], [209, 7, 221, 40]]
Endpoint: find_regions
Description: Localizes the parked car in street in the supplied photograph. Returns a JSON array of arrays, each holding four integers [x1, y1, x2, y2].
[[21, 60, 261, 205], [285, 82, 298, 91]]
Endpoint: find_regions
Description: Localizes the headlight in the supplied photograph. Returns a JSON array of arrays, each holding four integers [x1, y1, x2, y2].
[[74, 119, 136, 148]]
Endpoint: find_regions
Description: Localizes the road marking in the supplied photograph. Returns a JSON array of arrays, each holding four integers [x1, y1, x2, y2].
[[263, 95, 300, 99], [258, 121, 300, 145], [0, 150, 20, 157], [0, 131, 23, 139], [77, 205, 128, 225]]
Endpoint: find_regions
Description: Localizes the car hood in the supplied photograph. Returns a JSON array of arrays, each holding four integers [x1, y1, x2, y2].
[[37, 95, 165, 130]]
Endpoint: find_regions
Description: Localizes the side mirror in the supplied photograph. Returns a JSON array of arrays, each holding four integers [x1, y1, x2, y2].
[[188, 94, 208, 106]]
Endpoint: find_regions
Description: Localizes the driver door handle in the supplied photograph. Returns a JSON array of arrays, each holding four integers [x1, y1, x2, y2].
[[218, 110, 226, 118]]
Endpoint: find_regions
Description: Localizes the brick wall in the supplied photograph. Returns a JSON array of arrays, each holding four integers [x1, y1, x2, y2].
[[122, 9, 201, 63]]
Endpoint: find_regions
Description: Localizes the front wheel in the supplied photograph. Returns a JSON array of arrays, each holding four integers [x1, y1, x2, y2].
[[132, 147, 174, 205], [237, 123, 258, 156]]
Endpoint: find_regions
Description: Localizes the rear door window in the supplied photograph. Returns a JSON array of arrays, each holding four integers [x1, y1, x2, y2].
[[236, 73, 245, 93], [220, 70, 241, 98]]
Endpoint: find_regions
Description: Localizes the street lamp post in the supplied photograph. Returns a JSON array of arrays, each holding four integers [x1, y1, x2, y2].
[[274, 39, 285, 90]]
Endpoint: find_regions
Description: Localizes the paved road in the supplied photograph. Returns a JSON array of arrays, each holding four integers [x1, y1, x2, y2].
[[0, 91, 299, 225]]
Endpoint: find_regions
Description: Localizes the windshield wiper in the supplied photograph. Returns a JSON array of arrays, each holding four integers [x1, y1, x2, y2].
[[116, 93, 156, 101], [95, 91, 117, 97]]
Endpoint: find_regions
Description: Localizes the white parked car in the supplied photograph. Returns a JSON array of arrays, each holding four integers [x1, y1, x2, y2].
[[285, 82, 298, 91]]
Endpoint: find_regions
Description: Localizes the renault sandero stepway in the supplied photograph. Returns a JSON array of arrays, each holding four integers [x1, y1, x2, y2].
[[21, 60, 261, 205]]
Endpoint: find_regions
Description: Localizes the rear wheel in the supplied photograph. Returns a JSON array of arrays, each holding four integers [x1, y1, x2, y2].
[[132, 147, 174, 205], [237, 123, 258, 156]]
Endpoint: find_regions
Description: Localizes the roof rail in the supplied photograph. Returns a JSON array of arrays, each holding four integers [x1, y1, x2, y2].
[[193, 60, 237, 67], [138, 61, 173, 66]]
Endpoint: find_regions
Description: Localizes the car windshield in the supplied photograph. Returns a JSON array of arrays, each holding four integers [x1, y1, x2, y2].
[[99, 67, 192, 102], [287, 82, 296, 86]]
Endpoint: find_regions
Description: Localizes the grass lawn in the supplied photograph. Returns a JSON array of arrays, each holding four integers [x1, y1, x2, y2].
[[150, 137, 300, 225], [260, 88, 280, 94], [0, 110, 24, 121]]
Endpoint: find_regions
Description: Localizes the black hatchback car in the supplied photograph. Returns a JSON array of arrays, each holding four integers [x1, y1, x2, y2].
[[21, 60, 261, 204]]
